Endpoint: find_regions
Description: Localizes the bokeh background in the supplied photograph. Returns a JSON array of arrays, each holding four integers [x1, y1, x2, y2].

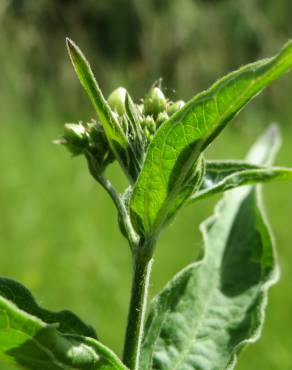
[[0, 0, 291, 369]]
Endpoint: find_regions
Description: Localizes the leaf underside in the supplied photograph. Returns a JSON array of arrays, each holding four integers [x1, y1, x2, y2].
[[0, 278, 126, 370], [130, 40, 292, 238], [189, 124, 292, 203], [140, 128, 280, 370], [141, 186, 277, 370], [189, 159, 292, 203]]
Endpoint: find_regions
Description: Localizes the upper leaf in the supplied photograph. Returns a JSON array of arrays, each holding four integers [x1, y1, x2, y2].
[[0, 278, 126, 370], [140, 131, 280, 369], [130, 40, 292, 239], [66, 38, 139, 181]]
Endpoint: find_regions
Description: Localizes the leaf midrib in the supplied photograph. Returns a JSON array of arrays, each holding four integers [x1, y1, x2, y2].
[[165, 261, 221, 370]]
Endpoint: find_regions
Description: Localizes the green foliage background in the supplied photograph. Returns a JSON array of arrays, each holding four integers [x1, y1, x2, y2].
[[0, 0, 291, 369]]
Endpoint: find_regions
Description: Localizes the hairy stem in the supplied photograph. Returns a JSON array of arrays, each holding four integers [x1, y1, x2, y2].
[[86, 154, 139, 249], [123, 252, 153, 370], [86, 153, 153, 369]]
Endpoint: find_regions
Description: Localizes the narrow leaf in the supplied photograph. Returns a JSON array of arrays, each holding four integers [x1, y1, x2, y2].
[[189, 159, 292, 203], [140, 125, 281, 370], [189, 125, 292, 202], [130, 41, 292, 238], [0, 278, 126, 370], [66, 38, 131, 178]]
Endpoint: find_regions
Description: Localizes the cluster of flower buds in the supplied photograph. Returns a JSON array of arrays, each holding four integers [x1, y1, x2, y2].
[[58, 82, 186, 175], [108, 84, 185, 145], [143, 87, 167, 118], [57, 120, 114, 170]]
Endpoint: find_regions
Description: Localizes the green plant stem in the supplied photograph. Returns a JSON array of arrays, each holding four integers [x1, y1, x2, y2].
[[86, 154, 153, 369], [86, 154, 139, 248], [123, 252, 153, 370], [98, 174, 138, 245]]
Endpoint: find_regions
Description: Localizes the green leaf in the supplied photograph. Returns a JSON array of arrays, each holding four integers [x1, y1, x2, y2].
[[141, 190, 278, 370], [189, 125, 292, 203], [190, 160, 292, 203], [140, 124, 280, 370], [130, 40, 292, 238], [0, 278, 127, 370], [66, 38, 135, 180]]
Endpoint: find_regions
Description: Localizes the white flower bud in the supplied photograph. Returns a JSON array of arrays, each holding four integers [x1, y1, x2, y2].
[[144, 87, 166, 117], [108, 87, 127, 116], [167, 100, 185, 116]]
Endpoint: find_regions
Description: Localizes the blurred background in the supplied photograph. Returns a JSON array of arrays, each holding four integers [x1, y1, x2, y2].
[[0, 0, 291, 369]]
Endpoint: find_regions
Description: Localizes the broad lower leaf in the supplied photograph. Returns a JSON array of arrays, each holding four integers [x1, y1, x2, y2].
[[141, 187, 278, 370], [0, 278, 126, 370], [130, 40, 292, 238], [66, 39, 137, 181], [140, 124, 281, 370]]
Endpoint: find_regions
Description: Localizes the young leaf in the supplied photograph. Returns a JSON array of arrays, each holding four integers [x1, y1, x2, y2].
[[140, 125, 281, 370], [189, 124, 292, 202], [130, 40, 292, 238], [189, 159, 292, 203], [66, 38, 136, 180], [0, 278, 127, 370]]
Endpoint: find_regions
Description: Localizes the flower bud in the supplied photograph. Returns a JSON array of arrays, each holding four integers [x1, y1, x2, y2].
[[157, 111, 169, 127], [62, 123, 88, 155], [144, 87, 166, 117], [137, 104, 144, 115], [141, 116, 156, 132], [143, 126, 153, 142], [108, 87, 127, 116], [87, 122, 107, 154], [146, 116, 156, 133], [167, 100, 185, 116], [64, 123, 86, 141], [86, 121, 115, 167]]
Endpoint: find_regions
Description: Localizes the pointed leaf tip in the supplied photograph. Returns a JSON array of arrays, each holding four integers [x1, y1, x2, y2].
[[66, 37, 76, 50], [66, 37, 73, 52], [66, 37, 86, 68], [246, 124, 281, 166]]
